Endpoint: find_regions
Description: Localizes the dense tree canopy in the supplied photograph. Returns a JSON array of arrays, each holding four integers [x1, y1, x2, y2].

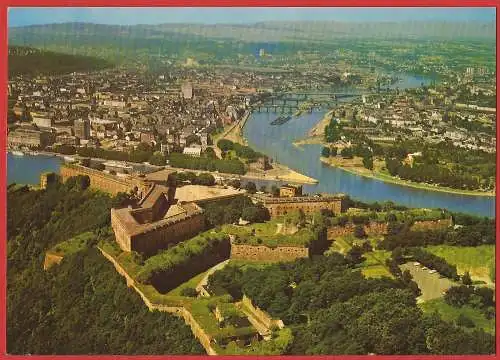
[[207, 253, 494, 355], [7, 180, 203, 354]]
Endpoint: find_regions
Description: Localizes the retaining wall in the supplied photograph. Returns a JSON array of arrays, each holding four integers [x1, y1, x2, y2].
[[230, 243, 308, 262], [97, 246, 217, 355]]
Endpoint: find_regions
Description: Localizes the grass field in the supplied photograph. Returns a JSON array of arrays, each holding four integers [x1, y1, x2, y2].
[[360, 250, 393, 279], [420, 298, 495, 334], [361, 265, 393, 279], [327, 235, 393, 279], [425, 245, 495, 284], [48, 231, 94, 256], [219, 220, 313, 248]]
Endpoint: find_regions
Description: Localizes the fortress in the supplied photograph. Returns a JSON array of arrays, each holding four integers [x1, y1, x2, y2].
[[59, 163, 243, 256], [111, 184, 205, 256], [254, 193, 347, 217], [59, 163, 346, 257], [60, 163, 152, 197]]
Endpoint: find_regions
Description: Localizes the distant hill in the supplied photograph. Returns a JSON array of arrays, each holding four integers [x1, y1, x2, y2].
[[7, 21, 495, 67], [8, 46, 112, 76], [9, 20, 496, 44]]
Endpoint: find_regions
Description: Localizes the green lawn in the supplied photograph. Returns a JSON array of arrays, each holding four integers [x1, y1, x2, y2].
[[420, 298, 495, 334], [219, 220, 314, 248], [327, 235, 393, 279], [188, 297, 256, 339], [48, 231, 94, 256], [425, 245, 495, 283], [360, 250, 393, 279], [361, 265, 393, 279], [363, 250, 391, 266]]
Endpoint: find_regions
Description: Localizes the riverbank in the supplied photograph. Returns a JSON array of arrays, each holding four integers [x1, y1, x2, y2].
[[243, 162, 318, 185], [219, 111, 318, 184], [308, 109, 334, 137], [319, 156, 495, 197], [219, 111, 250, 146], [293, 135, 324, 147]]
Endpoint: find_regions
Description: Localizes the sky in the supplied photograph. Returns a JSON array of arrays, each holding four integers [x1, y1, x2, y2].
[[8, 7, 496, 27]]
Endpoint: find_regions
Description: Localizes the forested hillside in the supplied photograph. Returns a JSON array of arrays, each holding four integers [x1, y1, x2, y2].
[[208, 255, 495, 355], [8, 46, 112, 76], [7, 180, 203, 355]]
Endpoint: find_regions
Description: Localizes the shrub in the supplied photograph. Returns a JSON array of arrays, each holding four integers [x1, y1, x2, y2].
[[353, 225, 366, 238], [456, 314, 475, 328], [180, 287, 199, 297]]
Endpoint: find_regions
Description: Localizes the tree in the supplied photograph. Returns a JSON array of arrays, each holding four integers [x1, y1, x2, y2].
[[260, 185, 267, 193], [271, 185, 280, 197], [195, 173, 216, 186], [241, 206, 270, 223], [186, 134, 201, 147], [462, 271, 472, 286], [180, 287, 198, 297], [362, 156, 374, 170], [217, 139, 234, 152], [346, 245, 365, 264], [228, 179, 241, 189], [330, 147, 338, 156], [353, 225, 366, 238], [321, 147, 330, 157], [149, 152, 166, 166], [244, 182, 257, 194], [204, 147, 217, 159], [386, 213, 397, 223], [456, 314, 475, 328], [340, 147, 353, 159], [392, 247, 404, 264], [92, 163, 105, 171], [112, 192, 132, 208], [54, 145, 76, 155]]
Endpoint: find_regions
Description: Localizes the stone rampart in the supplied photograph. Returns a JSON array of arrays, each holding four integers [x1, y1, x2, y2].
[[242, 295, 284, 330], [60, 163, 151, 197], [97, 246, 217, 355], [263, 197, 345, 218], [327, 218, 452, 239], [411, 218, 453, 231], [230, 243, 308, 262]]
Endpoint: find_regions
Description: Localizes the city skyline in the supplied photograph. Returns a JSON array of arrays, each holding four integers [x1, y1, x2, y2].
[[8, 7, 496, 27]]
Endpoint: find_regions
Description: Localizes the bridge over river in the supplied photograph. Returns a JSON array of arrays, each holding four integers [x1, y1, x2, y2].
[[253, 91, 370, 113]]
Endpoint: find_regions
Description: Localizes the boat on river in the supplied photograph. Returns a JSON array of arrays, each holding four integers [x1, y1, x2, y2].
[[270, 115, 292, 126], [11, 150, 24, 156]]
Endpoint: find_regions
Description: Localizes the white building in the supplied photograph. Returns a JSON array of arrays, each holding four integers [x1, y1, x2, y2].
[[183, 147, 202, 157]]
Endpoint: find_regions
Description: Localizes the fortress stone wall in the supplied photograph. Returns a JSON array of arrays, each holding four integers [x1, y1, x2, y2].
[[98, 246, 217, 355], [242, 295, 284, 330], [255, 195, 346, 218], [111, 207, 205, 255], [327, 222, 388, 239], [230, 243, 308, 262], [60, 163, 151, 197], [327, 218, 453, 239], [411, 218, 453, 231]]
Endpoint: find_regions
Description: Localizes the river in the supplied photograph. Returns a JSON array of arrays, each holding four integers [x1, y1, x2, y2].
[[6, 76, 495, 217], [7, 152, 63, 186], [242, 75, 495, 218]]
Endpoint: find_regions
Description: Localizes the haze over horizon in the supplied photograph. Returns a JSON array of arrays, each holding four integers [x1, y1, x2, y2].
[[8, 7, 496, 27]]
